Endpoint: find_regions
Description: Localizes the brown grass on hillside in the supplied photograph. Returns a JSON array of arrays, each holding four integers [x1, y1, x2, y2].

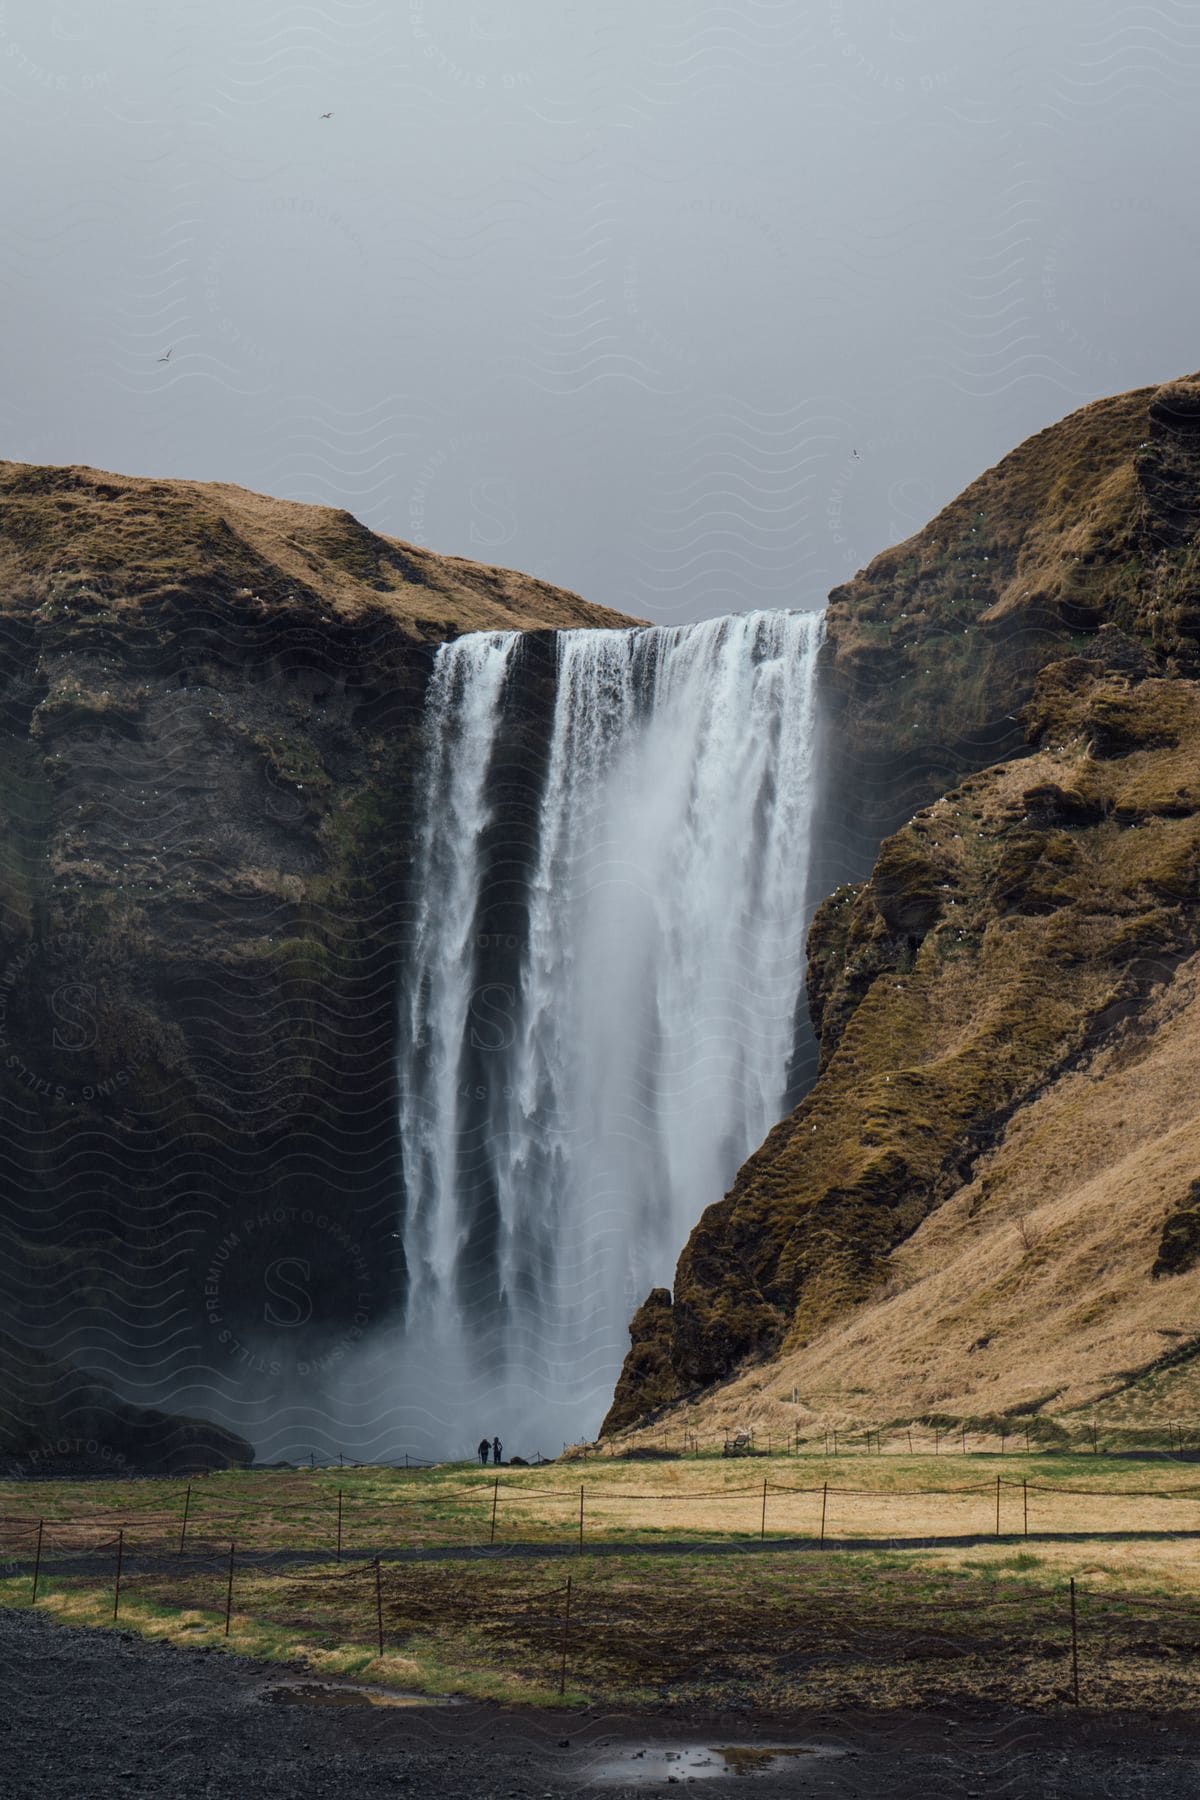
[[618, 920, 1200, 1440], [0, 459, 638, 636], [612, 672, 1200, 1442]]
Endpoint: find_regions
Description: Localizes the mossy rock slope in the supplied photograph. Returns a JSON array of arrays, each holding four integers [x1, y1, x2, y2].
[[607, 374, 1200, 1435]]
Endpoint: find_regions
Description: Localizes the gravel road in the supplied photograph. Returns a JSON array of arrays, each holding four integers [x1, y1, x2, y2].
[[2, 1607, 1198, 1798]]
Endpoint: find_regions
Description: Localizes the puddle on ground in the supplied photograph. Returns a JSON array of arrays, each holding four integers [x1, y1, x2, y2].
[[592, 1742, 844, 1783], [261, 1681, 461, 1711]]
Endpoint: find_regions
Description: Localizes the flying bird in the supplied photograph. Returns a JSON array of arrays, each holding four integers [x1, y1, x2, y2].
[[157, 348, 173, 363], [320, 111, 333, 119]]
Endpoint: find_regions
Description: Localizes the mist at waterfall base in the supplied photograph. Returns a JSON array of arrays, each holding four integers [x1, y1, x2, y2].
[[339, 609, 823, 1461]]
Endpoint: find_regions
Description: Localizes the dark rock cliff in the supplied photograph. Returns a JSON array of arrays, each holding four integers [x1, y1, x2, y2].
[[0, 460, 633, 1466]]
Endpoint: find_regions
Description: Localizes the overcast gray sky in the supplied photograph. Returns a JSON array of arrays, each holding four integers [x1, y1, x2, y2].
[[2, 1, 1198, 623]]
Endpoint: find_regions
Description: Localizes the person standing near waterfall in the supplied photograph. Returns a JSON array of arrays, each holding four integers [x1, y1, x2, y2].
[[478, 1437, 490, 1465], [492, 1436, 503, 1467]]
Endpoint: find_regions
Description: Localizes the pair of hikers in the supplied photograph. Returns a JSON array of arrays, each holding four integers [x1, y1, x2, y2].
[[477, 1435, 502, 1466]]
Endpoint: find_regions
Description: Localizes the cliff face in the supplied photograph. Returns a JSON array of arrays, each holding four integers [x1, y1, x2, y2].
[[813, 373, 1200, 884], [0, 461, 633, 1463], [606, 374, 1200, 1436]]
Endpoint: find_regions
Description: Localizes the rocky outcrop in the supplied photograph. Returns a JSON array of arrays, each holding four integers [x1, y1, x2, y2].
[[601, 1289, 678, 1431], [606, 374, 1200, 1436], [0, 461, 635, 1451], [812, 371, 1200, 885]]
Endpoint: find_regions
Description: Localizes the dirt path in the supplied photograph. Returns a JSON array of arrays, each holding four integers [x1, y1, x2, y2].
[[3, 1607, 1199, 1797]]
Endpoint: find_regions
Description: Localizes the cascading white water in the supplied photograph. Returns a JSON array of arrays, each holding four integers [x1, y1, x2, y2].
[[396, 631, 521, 1304], [395, 609, 823, 1454]]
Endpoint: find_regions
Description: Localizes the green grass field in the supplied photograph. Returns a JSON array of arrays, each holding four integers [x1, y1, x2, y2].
[[3, 1449, 1200, 1555], [4, 1452, 1200, 1713]]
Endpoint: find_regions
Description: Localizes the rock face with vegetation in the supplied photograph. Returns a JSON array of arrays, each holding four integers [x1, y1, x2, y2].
[[814, 372, 1200, 876], [606, 372, 1200, 1437], [0, 460, 631, 1468]]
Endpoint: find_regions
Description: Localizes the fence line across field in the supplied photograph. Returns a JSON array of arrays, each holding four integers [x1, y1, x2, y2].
[[112, 1550, 580, 1691], [16, 1523, 1199, 1710], [8, 1469, 1200, 1559], [11, 1470, 1200, 1525], [310, 1421, 1200, 1461]]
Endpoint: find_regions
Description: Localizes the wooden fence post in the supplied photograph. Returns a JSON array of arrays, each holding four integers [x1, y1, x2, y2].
[[934, 1426, 940, 1455], [1023, 1478, 1029, 1538], [995, 1474, 1001, 1537], [113, 1530, 124, 1622], [336, 1489, 343, 1563], [907, 1429, 913, 1455], [224, 1542, 235, 1637], [760, 1478, 767, 1541], [579, 1485, 584, 1555], [178, 1483, 191, 1554], [1069, 1578, 1080, 1703], [961, 1427, 967, 1454], [490, 1477, 499, 1545], [820, 1482, 828, 1546], [374, 1557, 384, 1657], [31, 1519, 43, 1605], [558, 1576, 572, 1696]]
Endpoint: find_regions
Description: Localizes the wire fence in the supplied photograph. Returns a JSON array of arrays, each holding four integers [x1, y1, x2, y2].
[[7, 1516, 1200, 1709], [602, 1417, 1200, 1459], [5, 1466, 1200, 1563], [7, 1461, 1200, 1576]]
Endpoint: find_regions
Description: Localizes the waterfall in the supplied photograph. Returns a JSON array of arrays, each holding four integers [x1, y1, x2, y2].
[[394, 609, 823, 1454]]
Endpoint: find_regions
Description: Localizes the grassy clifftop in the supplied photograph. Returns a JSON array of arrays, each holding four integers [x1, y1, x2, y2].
[[0, 459, 634, 637]]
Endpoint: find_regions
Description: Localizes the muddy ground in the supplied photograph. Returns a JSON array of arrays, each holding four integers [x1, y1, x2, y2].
[[2, 1607, 1197, 1798]]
